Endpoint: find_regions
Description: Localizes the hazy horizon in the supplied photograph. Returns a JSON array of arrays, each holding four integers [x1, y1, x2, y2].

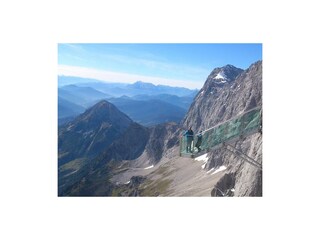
[[58, 43, 262, 89]]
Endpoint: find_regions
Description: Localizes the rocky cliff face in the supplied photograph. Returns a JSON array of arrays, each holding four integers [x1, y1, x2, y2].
[[144, 122, 181, 164], [126, 122, 181, 168], [183, 61, 263, 196], [207, 132, 262, 196], [183, 61, 261, 131]]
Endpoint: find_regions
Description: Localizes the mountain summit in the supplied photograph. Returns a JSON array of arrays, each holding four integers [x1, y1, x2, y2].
[[129, 81, 157, 89], [184, 61, 261, 131], [207, 64, 244, 85]]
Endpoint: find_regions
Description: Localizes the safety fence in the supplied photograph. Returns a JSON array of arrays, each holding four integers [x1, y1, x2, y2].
[[180, 107, 262, 157]]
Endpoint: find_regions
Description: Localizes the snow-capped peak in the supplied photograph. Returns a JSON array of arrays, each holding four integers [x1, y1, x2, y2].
[[214, 71, 227, 80]]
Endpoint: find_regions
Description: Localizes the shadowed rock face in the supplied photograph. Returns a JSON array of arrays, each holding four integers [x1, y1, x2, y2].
[[93, 123, 150, 168], [211, 173, 236, 197], [93, 121, 180, 168], [145, 122, 180, 164]]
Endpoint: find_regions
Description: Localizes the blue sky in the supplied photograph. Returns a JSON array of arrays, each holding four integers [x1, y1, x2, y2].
[[58, 43, 262, 89]]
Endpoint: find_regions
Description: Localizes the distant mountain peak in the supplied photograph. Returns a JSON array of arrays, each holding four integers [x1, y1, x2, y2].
[[224, 64, 237, 69], [208, 64, 244, 84], [58, 99, 134, 167], [134, 80, 152, 84], [131, 81, 156, 89], [93, 99, 110, 107], [84, 100, 131, 122]]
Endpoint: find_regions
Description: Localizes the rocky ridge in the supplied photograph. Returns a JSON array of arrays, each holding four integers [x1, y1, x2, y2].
[[182, 61, 263, 196]]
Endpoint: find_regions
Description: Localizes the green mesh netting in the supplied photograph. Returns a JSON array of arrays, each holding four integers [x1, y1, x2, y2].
[[180, 107, 262, 155]]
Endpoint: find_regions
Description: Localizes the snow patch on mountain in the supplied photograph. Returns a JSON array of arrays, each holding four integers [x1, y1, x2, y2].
[[214, 71, 227, 80], [211, 165, 227, 175], [195, 153, 209, 169], [144, 165, 154, 170], [195, 153, 208, 162]]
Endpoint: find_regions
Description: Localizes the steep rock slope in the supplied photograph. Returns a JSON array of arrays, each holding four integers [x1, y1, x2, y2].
[[183, 61, 263, 196], [93, 123, 150, 168], [183, 62, 261, 131], [140, 122, 181, 165]]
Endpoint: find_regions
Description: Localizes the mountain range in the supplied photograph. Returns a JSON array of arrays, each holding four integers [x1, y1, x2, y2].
[[58, 76, 198, 97], [58, 97, 85, 124], [58, 78, 197, 126], [58, 62, 262, 196], [107, 97, 186, 126]]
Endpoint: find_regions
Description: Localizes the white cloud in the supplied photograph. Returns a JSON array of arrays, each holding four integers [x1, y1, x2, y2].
[[61, 44, 209, 79], [58, 65, 203, 89]]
